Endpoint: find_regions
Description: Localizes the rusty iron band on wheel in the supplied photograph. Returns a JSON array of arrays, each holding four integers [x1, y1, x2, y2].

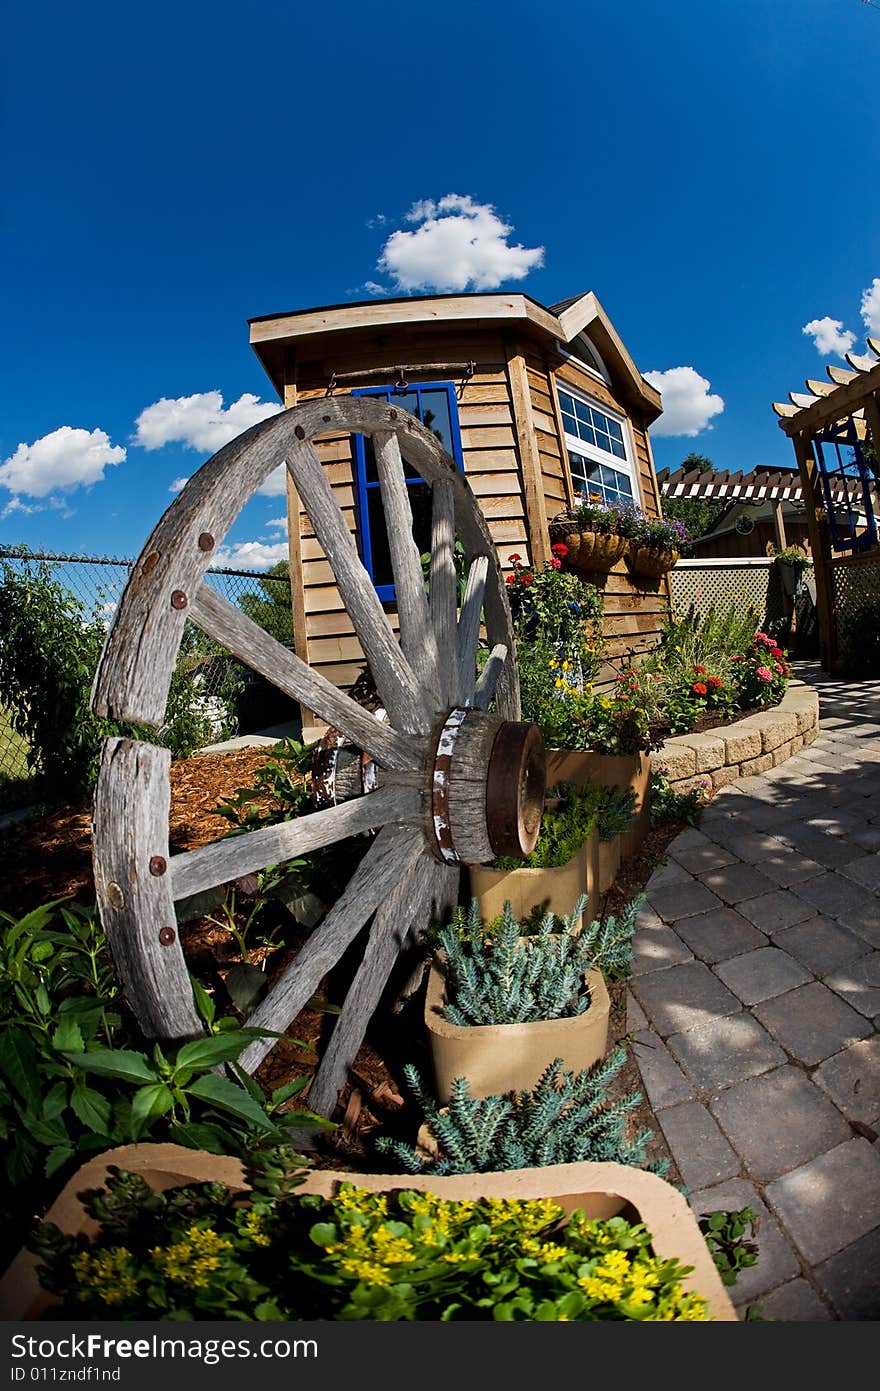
[[430, 706, 469, 864]]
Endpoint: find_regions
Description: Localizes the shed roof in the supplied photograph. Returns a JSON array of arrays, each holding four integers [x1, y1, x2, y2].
[[657, 464, 864, 507], [248, 289, 662, 422]]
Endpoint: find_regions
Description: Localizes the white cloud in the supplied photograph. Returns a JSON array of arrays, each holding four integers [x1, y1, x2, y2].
[[256, 463, 288, 497], [377, 194, 544, 292], [1, 495, 36, 518], [801, 316, 856, 357], [0, 426, 126, 498], [265, 515, 288, 530], [362, 280, 389, 296], [644, 367, 725, 437], [168, 476, 190, 493], [860, 278, 880, 337], [134, 390, 282, 454], [212, 540, 289, 570]]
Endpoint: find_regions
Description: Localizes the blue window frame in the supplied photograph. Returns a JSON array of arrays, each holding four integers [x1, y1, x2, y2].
[[814, 417, 877, 553], [352, 382, 465, 601]]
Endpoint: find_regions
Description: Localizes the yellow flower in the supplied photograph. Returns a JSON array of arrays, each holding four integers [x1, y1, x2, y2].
[[339, 1257, 392, 1286], [71, 1248, 137, 1306]]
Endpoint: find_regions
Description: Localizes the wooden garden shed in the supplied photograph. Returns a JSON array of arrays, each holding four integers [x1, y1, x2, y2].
[[248, 290, 667, 724]]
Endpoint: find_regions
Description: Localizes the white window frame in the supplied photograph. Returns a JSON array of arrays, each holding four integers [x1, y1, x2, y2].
[[557, 383, 640, 510], [554, 336, 611, 387]]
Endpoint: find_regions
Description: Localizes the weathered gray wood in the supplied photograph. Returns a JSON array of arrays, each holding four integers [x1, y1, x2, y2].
[[391, 856, 460, 1011], [445, 710, 501, 865], [92, 395, 519, 727], [456, 554, 488, 704], [373, 430, 442, 709], [429, 478, 458, 706], [190, 585, 419, 771], [307, 849, 448, 1116], [473, 643, 508, 710], [237, 825, 425, 1074], [286, 439, 428, 735], [93, 738, 202, 1039], [169, 783, 421, 901]]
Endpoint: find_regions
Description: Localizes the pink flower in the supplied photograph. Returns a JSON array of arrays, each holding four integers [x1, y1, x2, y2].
[[549, 556, 562, 569], [756, 665, 773, 682], [775, 663, 784, 674]]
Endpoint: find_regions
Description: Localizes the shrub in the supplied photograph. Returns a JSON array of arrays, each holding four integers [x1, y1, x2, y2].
[[376, 1053, 667, 1177], [649, 769, 710, 827], [434, 896, 639, 1027], [29, 1170, 710, 1320], [838, 599, 880, 676], [492, 781, 601, 870]]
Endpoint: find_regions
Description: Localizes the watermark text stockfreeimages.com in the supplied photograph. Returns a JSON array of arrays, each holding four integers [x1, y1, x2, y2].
[[10, 1334, 317, 1370]]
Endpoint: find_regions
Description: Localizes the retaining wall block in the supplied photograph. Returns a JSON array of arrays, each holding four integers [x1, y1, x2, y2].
[[761, 713, 798, 753], [723, 724, 764, 763], [740, 752, 774, 776], [685, 733, 727, 774], [711, 766, 742, 789], [772, 740, 795, 767], [656, 745, 697, 781]]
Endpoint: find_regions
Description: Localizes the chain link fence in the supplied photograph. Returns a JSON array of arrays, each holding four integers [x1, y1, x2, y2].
[[0, 547, 295, 807]]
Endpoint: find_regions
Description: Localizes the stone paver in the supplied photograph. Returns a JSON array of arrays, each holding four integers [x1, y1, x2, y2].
[[687, 1178, 801, 1304], [667, 1014, 785, 1092], [633, 669, 880, 1320], [714, 946, 812, 1006], [655, 1100, 741, 1190], [792, 872, 880, 933], [631, 1031, 694, 1111], [764, 1140, 880, 1266], [672, 907, 767, 964], [645, 880, 723, 923], [697, 863, 777, 905], [735, 889, 815, 933], [709, 1067, 851, 1181], [773, 916, 871, 975], [813, 1038, 880, 1126], [754, 982, 873, 1065], [824, 954, 880, 1020], [629, 960, 741, 1037], [813, 1228, 880, 1320]]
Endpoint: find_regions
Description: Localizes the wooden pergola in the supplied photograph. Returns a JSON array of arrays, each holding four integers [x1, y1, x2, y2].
[[772, 339, 880, 669]]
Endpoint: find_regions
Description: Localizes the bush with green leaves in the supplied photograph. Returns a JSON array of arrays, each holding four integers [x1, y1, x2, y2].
[[596, 784, 636, 840], [28, 1170, 710, 1321], [699, 1207, 759, 1287], [649, 768, 710, 828], [435, 895, 638, 1027], [0, 896, 331, 1269], [376, 1052, 667, 1177], [0, 557, 235, 802], [493, 781, 601, 871]]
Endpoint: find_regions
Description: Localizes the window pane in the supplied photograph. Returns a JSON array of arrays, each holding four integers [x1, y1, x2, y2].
[[575, 399, 591, 426], [365, 480, 432, 587], [559, 390, 575, 415], [419, 390, 454, 455], [562, 410, 579, 437]]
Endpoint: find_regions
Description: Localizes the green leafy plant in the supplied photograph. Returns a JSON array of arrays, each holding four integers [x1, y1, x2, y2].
[[596, 785, 636, 840], [435, 896, 639, 1027], [699, 1207, 759, 1287], [492, 781, 601, 870], [551, 497, 643, 539], [28, 1170, 710, 1321], [376, 1051, 667, 1177], [650, 769, 710, 827]]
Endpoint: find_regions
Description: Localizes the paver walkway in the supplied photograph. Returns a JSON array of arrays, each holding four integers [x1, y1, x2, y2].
[[629, 664, 880, 1321]]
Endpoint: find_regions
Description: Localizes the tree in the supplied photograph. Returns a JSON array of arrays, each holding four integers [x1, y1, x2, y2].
[[237, 561, 295, 647], [659, 453, 725, 551]]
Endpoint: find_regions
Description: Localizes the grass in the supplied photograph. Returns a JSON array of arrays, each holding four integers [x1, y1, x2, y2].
[[0, 705, 38, 812]]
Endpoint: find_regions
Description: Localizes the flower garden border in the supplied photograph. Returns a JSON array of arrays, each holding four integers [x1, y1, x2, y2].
[[656, 679, 820, 795]]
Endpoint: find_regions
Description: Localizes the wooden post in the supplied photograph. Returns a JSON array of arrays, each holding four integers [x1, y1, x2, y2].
[[505, 342, 551, 568], [861, 390, 880, 536], [283, 355, 314, 728], [771, 500, 787, 552], [792, 430, 835, 670]]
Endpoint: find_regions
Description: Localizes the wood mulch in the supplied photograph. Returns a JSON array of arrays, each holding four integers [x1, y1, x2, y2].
[[0, 744, 690, 1183]]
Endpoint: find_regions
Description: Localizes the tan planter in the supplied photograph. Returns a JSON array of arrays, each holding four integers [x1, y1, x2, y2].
[[468, 844, 594, 927], [547, 748, 651, 859], [588, 833, 622, 895], [625, 545, 679, 580], [424, 956, 610, 1104], [0, 1144, 735, 1321]]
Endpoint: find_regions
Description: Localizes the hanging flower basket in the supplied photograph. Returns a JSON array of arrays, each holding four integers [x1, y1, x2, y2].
[[625, 545, 679, 580]]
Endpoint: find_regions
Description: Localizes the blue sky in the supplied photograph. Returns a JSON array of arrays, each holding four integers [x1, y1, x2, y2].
[[2, 0, 879, 567]]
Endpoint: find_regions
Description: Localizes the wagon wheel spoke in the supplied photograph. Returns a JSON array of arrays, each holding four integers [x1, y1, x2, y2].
[[237, 824, 425, 1074], [472, 642, 508, 710], [429, 477, 458, 705], [306, 849, 454, 1117], [189, 585, 420, 771], [373, 430, 442, 710], [456, 553, 489, 705], [169, 782, 422, 901], [286, 439, 429, 733]]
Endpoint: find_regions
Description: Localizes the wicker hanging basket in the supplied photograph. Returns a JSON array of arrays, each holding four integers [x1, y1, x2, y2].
[[550, 528, 629, 578], [625, 545, 679, 580]]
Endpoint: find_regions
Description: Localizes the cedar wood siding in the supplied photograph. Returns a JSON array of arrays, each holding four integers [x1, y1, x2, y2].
[[280, 324, 668, 700]]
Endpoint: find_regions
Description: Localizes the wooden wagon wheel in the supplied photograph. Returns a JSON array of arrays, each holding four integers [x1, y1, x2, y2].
[[90, 396, 546, 1116]]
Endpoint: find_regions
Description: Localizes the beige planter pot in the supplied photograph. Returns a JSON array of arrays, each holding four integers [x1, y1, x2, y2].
[[468, 844, 593, 927], [588, 833, 622, 894], [547, 748, 651, 859], [0, 1144, 735, 1321], [424, 957, 610, 1104]]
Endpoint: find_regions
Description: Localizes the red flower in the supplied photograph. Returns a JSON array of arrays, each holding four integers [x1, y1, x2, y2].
[[505, 575, 515, 585], [692, 682, 708, 695], [551, 542, 569, 557], [521, 573, 532, 586], [549, 556, 562, 569], [770, 646, 783, 659], [731, 654, 744, 663], [693, 664, 707, 675], [508, 553, 522, 565], [707, 675, 723, 689]]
